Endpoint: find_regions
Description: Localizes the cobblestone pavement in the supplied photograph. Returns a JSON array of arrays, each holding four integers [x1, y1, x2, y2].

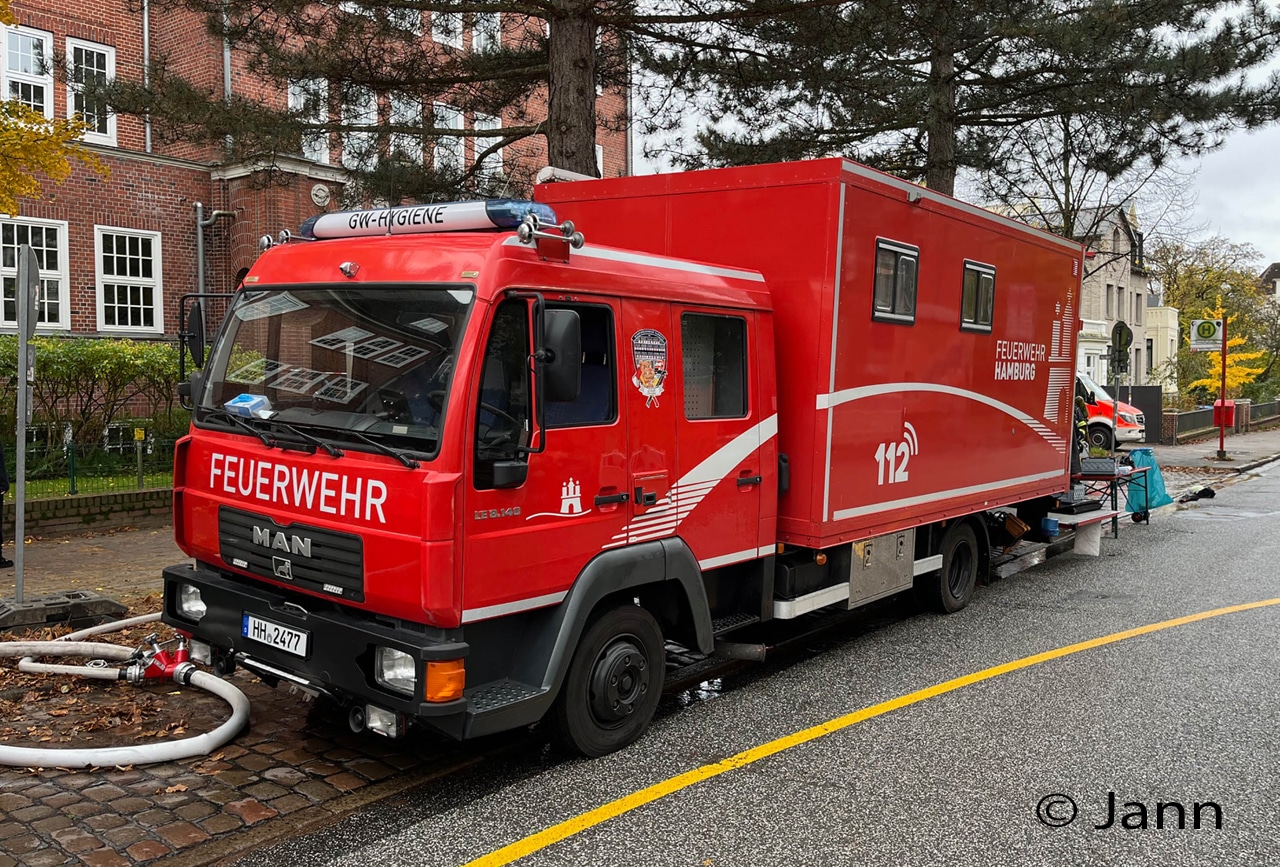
[[0, 670, 488, 867]]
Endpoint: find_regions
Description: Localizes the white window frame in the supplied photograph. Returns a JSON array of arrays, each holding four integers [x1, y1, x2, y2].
[[342, 86, 377, 170], [433, 103, 463, 174], [474, 112, 502, 178], [94, 226, 164, 334], [389, 92, 423, 162], [66, 38, 116, 145], [288, 79, 329, 164], [432, 12, 463, 48], [4, 26, 54, 119], [595, 143, 604, 178], [1, 216, 70, 332], [473, 12, 501, 52]]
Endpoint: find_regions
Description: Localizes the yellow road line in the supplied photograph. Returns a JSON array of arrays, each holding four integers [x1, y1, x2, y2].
[[465, 597, 1280, 867]]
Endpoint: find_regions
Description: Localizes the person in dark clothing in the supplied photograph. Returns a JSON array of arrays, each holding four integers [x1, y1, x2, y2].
[[0, 440, 10, 568]]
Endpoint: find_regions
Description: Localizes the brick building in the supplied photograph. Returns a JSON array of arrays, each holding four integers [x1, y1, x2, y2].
[[2, 2, 628, 340]]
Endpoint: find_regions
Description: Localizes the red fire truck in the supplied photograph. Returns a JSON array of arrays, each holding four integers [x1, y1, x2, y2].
[[164, 159, 1083, 756]]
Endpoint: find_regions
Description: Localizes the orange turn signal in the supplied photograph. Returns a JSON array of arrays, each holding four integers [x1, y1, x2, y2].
[[425, 659, 466, 703]]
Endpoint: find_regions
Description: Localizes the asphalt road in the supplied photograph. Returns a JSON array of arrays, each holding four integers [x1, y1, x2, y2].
[[238, 461, 1280, 867]]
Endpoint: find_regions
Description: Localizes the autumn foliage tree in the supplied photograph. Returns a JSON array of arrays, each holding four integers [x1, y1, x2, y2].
[[0, 0, 107, 214], [1187, 298, 1266, 398]]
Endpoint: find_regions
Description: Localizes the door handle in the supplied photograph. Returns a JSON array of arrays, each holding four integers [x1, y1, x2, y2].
[[594, 492, 630, 506], [634, 486, 658, 506], [737, 475, 762, 487]]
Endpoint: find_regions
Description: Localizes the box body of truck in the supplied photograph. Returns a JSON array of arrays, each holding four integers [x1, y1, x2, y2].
[[539, 158, 1084, 547]]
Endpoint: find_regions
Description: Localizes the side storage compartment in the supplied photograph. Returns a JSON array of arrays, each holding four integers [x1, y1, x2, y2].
[[850, 529, 915, 607]]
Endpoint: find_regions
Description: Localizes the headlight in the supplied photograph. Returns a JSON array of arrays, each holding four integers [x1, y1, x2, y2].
[[375, 647, 417, 696], [1119, 412, 1138, 425], [177, 584, 207, 621]]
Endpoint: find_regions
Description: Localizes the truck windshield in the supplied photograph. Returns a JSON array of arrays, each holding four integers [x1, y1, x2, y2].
[[197, 285, 473, 457], [1077, 372, 1112, 402]]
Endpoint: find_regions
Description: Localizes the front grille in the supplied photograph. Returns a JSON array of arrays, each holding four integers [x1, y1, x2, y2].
[[219, 507, 364, 602], [1136, 413, 1145, 425]]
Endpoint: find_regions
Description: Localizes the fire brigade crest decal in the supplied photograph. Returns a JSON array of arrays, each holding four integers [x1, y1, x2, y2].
[[631, 329, 668, 407]]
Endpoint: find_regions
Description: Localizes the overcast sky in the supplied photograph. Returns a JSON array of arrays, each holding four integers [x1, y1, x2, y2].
[[1184, 126, 1280, 269]]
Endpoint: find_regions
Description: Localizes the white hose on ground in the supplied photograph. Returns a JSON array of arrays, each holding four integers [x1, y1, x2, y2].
[[0, 614, 251, 768]]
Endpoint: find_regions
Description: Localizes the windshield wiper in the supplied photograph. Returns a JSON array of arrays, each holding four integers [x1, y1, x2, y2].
[[270, 419, 344, 458], [344, 430, 420, 469], [205, 408, 277, 449]]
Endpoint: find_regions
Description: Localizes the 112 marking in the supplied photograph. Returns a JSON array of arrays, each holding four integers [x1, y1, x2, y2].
[[874, 422, 919, 486]]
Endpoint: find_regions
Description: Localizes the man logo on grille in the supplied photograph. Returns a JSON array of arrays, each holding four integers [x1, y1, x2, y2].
[[273, 556, 293, 580]]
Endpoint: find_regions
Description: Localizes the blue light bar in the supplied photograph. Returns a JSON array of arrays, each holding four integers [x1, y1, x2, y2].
[[299, 199, 558, 240]]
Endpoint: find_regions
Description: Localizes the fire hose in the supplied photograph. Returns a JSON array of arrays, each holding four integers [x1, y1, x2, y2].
[[0, 613, 249, 768]]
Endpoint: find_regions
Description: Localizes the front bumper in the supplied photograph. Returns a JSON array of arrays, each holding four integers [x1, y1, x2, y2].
[[1115, 425, 1145, 443], [163, 563, 469, 737]]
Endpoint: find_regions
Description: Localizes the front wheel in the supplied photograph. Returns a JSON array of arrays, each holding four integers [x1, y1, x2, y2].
[[1088, 424, 1113, 450], [550, 606, 665, 757]]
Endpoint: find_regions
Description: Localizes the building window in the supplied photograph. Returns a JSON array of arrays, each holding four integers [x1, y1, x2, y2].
[[287, 79, 329, 164], [1116, 286, 1125, 323], [66, 39, 115, 144], [1133, 292, 1142, 325], [473, 112, 502, 179], [1146, 338, 1153, 373], [5, 27, 53, 117], [1104, 283, 1113, 318], [1, 217, 68, 330], [960, 261, 995, 330], [341, 86, 376, 170], [95, 227, 162, 333], [473, 12, 501, 52], [432, 11, 463, 48], [872, 239, 918, 324], [389, 92, 423, 162], [433, 103, 462, 174], [595, 143, 604, 178], [682, 313, 747, 419]]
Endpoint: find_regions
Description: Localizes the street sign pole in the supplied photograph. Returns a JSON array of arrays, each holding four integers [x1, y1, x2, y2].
[[1218, 318, 1228, 461], [14, 245, 39, 603]]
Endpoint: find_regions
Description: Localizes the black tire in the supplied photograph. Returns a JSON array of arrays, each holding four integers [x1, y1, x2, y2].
[[917, 523, 979, 614], [550, 605, 665, 757], [1088, 424, 1113, 450]]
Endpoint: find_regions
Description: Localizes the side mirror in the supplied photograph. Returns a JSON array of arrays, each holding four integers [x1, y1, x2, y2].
[[186, 302, 207, 370], [491, 460, 529, 490], [542, 309, 582, 402]]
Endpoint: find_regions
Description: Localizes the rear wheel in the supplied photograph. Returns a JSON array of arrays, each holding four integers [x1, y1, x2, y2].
[[551, 605, 665, 757], [1088, 424, 1113, 450], [917, 523, 980, 613]]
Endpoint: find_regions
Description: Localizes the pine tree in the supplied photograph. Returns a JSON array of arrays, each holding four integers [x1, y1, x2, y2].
[[648, 0, 1280, 196]]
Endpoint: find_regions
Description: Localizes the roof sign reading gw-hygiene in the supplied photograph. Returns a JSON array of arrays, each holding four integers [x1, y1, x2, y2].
[[1189, 319, 1224, 352]]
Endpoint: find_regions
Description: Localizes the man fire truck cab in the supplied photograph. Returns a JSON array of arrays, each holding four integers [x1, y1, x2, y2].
[[164, 159, 1084, 756]]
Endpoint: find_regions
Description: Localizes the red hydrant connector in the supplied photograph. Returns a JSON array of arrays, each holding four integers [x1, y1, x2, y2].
[[125, 635, 190, 684]]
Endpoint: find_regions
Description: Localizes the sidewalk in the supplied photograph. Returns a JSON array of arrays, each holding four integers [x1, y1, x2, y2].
[[1140, 424, 1280, 471]]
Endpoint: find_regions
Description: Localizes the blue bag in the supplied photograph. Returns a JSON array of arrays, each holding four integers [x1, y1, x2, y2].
[[1125, 447, 1174, 513]]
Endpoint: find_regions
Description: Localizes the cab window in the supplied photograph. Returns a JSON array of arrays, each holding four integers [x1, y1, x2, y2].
[[546, 303, 617, 427], [682, 313, 747, 419], [473, 299, 531, 488]]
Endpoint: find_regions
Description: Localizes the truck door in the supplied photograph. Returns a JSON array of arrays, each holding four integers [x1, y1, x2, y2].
[[615, 300, 678, 542], [462, 297, 629, 623], [670, 308, 763, 570]]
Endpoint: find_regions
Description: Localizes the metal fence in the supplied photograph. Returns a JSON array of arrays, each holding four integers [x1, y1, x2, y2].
[[1251, 400, 1279, 422], [3, 436, 177, 500], [1176, 407, 1215, 436]]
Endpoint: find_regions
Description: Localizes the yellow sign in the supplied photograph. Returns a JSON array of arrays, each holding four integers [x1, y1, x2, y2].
[[134, 428, 146, 441]]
